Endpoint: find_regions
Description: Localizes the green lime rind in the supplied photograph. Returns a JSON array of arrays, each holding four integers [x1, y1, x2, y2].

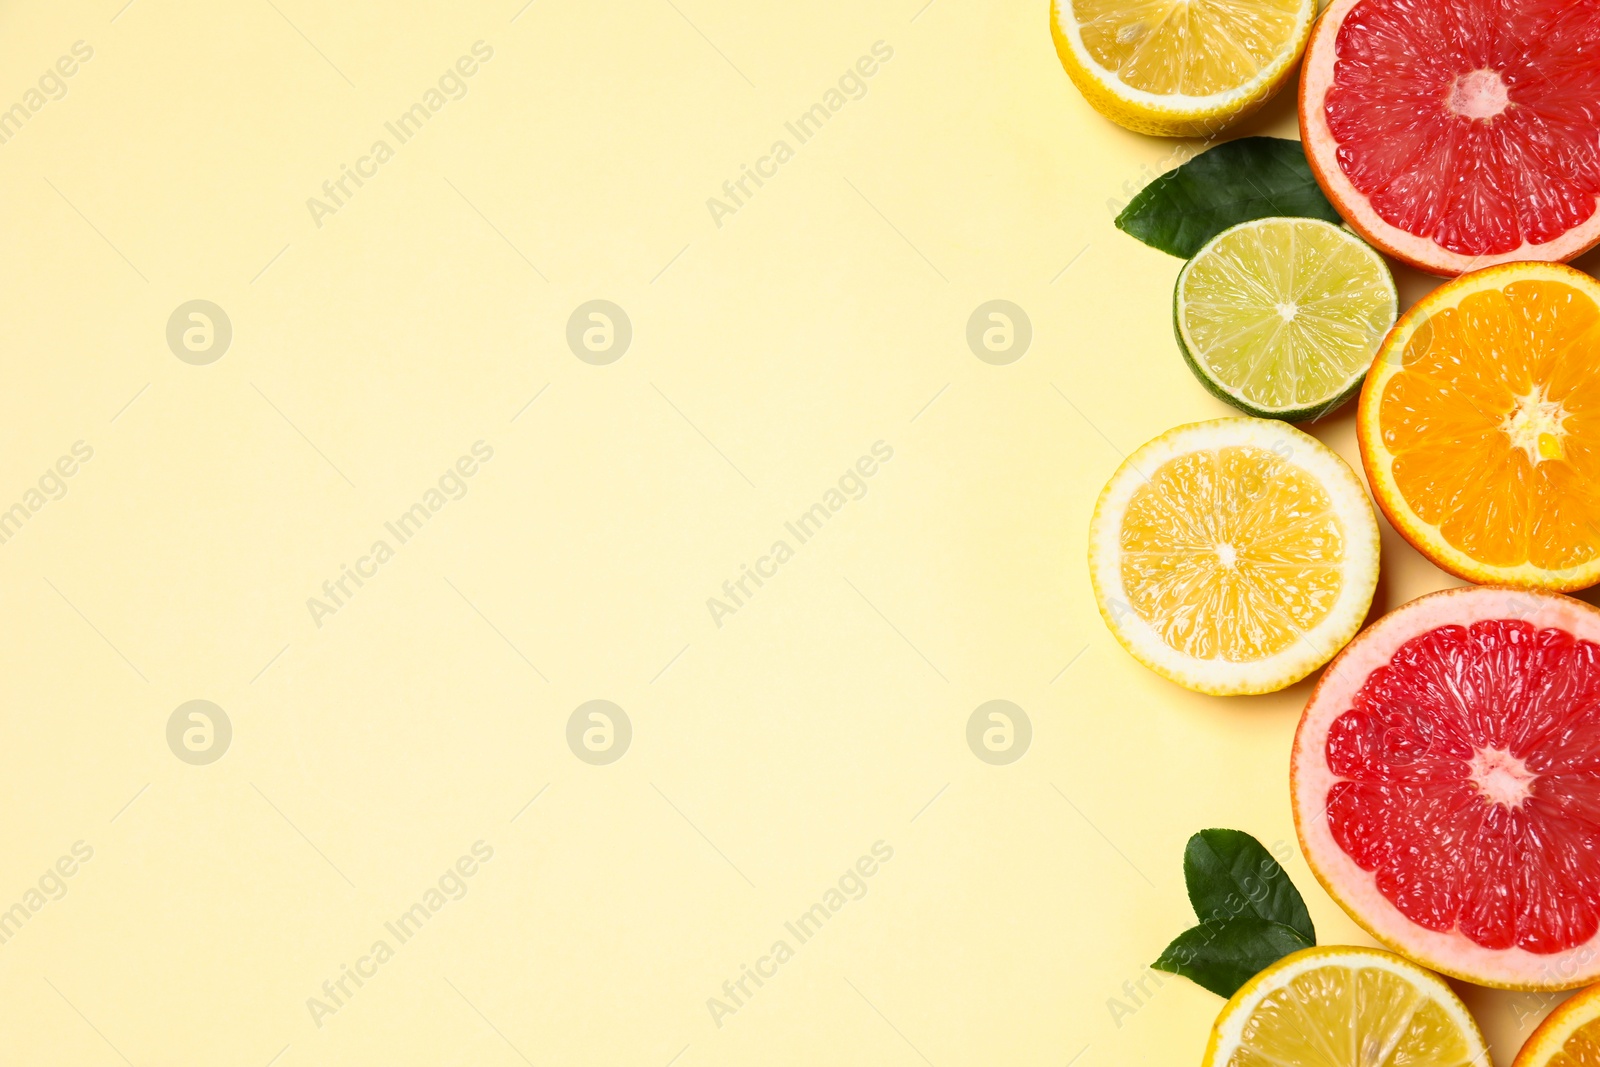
[[1172, 218, 1397, 424]]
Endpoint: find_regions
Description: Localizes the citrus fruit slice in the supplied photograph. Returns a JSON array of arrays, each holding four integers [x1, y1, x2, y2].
[[1089, 417, 1379, 695], [1514, 981, 1600, 1067], [1050, 0, 1315, 138], [1293, 586, 1600, 990], [1202, 946, 1487, 1067], [1301, 0, 1600, 277], [1358, 262, 1600, 593], [1176, 217, 1397, 422]]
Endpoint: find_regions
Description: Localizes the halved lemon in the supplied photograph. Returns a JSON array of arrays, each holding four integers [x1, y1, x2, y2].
[[1088, 418, 1379, 695], [1358, 262, 1600, 591], [1514, 981, 1600, 1067], [1050, 0, 1316, 138], [1203, 946, 1488, 1067]]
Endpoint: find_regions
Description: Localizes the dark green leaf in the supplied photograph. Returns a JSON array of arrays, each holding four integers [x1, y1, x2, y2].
[[1115, 137, 1342, 258], [1184, 829, 1314, 943], [1152, 918, 1313, 998]]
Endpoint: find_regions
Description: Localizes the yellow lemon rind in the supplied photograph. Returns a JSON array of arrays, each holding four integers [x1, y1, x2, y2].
[[1088, 417, 1380, 696], [1200, 946, 1488, 1067], [1050, 0, 1315, 138]]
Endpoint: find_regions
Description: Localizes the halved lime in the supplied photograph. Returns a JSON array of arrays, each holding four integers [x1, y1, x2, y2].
[[1174, 217, 1397, 422]]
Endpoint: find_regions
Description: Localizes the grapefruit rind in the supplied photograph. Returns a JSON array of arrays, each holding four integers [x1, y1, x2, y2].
[[1512, 981, 1600, 1067], [1357, 262, 1600, 594], [1300, 0, 1600, 277], [1051, 0, 1315, 139], [1292, 586, 1600, 991], [1089, 417, 1380, 696], [1201, 945, 1488, 1067]]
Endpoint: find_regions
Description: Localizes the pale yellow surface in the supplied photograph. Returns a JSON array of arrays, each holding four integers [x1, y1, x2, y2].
[[0, 2, 1594, 1066]]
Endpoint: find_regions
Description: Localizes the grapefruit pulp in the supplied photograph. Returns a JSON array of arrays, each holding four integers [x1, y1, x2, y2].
[[1293, 587, 1600, 990], [1300, 0, 1600, 276]]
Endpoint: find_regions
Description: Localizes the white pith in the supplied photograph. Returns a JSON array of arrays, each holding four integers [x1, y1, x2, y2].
[[1301, 0, 1600, 276], [1053, 0, 1316, 117], [1448, 69, 1510, 121], [1503, 387, 1567, 464], [1089, 417, 1380, 695], [1468, 747, 1536, 808], [1293, 587, 1600, 989]]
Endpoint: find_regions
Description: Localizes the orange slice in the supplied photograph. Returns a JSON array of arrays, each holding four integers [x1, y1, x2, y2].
[[1358, 262, 1600, 591], [1514, 981, 1600, 1067]]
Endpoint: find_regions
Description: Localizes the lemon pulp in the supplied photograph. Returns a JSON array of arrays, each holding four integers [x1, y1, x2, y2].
[[1072, 0, 1306, 96], [1228, 964, 1478, 1067], [1120, 444, 1345, 661]]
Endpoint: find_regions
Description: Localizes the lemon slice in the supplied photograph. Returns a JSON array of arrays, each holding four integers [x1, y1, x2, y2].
[[1514, 980, 1600, 1067], [1204, 947, 1487, 1067], [1051, 0, 1316, 137], [1176, 218, 1397, 422], [1088, 418, 1378, 695]]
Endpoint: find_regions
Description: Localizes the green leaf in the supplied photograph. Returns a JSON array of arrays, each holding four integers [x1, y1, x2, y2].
[[1152, 918, 1313, 998], [1184, 829, 1315, 943], [1115, 137, 1342, 258]]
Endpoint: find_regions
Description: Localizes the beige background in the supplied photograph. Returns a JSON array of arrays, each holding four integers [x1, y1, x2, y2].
[[3, 1, 1598, 1064]]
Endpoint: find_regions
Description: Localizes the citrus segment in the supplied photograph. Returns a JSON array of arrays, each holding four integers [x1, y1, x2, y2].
[[1293, 587, 1600, 989], [1359, 263, 1600, 592], [1301, 0, 1600, 275], [1176, 217, 1397, 420], [1202, 946, 1486, 1067], [1514, 983, 1600, 1067], [1090, 418, 1379, 695], [1051, 0, 1315, 137]]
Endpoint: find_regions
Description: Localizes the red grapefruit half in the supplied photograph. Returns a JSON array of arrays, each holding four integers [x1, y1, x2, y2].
[[1293, 586, 1600, 990], [1300, 0, 1600, 277]]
